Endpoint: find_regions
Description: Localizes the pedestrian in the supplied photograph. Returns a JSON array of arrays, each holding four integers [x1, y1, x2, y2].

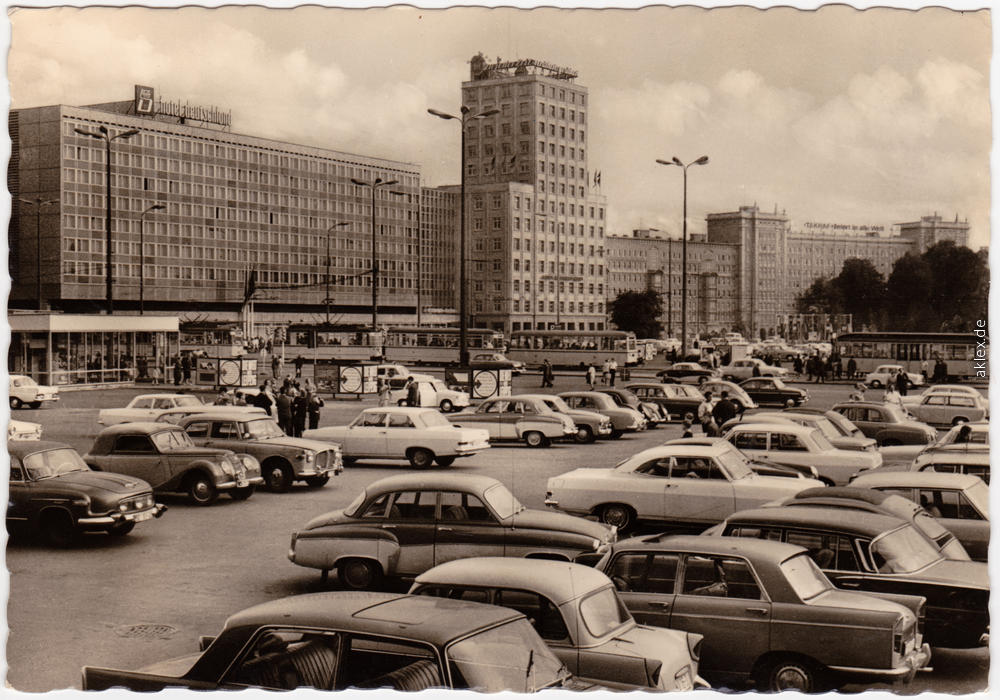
[[609, 359, 618, 387], [275, 389, 292, 434], [697, 392, 715, 435], [895, 369, 909, 397], [233, 391, 247, 407], [601, 359, 611, 385], [586, 364, 597, 389], [793, 355, 803, 376], [172, 356, 183, 386], [805, 356, 814, 382], [752, 362, 762, 378], [181, 352, 192, 385], [711, 390, 738, 428], [846, 357, 857, 380], [541, 359, 554, 388], [883, 382, 903, 408], [294, 355, 306, 378], [214, 389, 232, 406], [271, 355, 280, 379], [405, 377, 420, 407], [681, 414, 695, 439], [377, 377, 392, 407], [307, 387, 324, 430], [291, 389, 308, 437], [921, 359, 928, 381]]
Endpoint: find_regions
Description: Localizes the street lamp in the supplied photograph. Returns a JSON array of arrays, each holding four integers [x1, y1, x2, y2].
[[350, 177, 398, 357], [427, 105, 500, 366], [74, 124, 140, 314], [656, 155, 709, 358], [139, 204, 165, 315], [324, 221, 350, 325], [17, 197, 57, 310]]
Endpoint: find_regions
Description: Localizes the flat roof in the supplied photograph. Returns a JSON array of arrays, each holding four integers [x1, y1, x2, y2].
[[8, 313, 179, 333]]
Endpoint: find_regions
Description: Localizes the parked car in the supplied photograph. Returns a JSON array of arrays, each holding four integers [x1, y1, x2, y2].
[[832, 401, 937, 446], [924, 420, 989, 451], [517, 394, 612, 443], [720, 358, 789, 381], [410, 558, 706, 691], [656, 362, 717, 385], [626, 382, 704, 422], [738, 377, 807, 407], [97, 394, 223, 426], [544, 441, 823, 531], [594, 535, 930, 692], [911, 449, 990, 485], [179, 413, 342, 491], [154, 405, 267, 425], [724, 422, 882, 485], [558, 391, 645, 438], [387, 373, 470, 412], [8, 374, 59, 409], [715, 505, 989, 648], [447, 395, 576, 447], [470, 352, 526, 374], [900, 384, 987, 409], [8, 439, 165, 546], [8, 419, 42, 441], [904, 392, 988, 428], [82, 591, 621, 692], [598, 388, 666, 427], [288, 473, 615, 589], [660, 437, 821, 482], [726, 410, 877, 452], [84, 422, 263, 505], [305, 407, 490, 468], [786, 406, 872, 443], [701, 380, 757, 412], [864, 365, 924, 389], [850, 472, 990, 562]]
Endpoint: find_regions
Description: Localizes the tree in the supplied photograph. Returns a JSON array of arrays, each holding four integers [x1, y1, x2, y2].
[[922, 241, 988, 331], [608, 290, 664, 339], [833, 258, 886, 329], [885, 253, 933, 330], [795, 277, 840, 314]]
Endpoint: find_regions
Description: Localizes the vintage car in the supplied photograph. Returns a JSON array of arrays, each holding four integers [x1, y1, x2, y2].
[[900, 384, 987, 409], [8, 374, 59, 409], [850, 472, 990, 562], [598, 388, 667, 427], [447, 395, 576, 447], [179, 413, 343, 491], [738, 377, 808, 407], [8, 439, 165, 546], [387, 373, 470, 412], [154, 405, 267, 425], [864, 364, 924, 389], [911, 449, 990, 485], [82, 591, 623, 692], [719, 358, 789, 381], [701, 380, 757, 412], [97, 393, 207, 426], [904, 392, 987, 428], [715, 505, 989, 648], [544, 441, 823, 531], [661, 437, 820, 482], [785, 406, 873, 444], [558, 391, 645, 437], [832, 401, 937, 446], [8, 419, 42, 441], [517, 394, 612, 443], [84, 422, 263, 505], [594, 535, 930, 692], [924, 419, 989, 451], [410, 558, 706, 691], [724, 422, 882, 485], [305, 407, 490, 468], [626, 382, 704, 422], [725, 411, 877, 452], [288, 473, 615, 589], [470, 352, 526, 374], [656, 362, 718, 385]]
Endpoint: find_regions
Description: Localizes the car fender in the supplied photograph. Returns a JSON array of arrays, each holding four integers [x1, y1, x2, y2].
[[168, 460, 227, 490], [515, 418, 564, 438], [293, 524, 400, 574]]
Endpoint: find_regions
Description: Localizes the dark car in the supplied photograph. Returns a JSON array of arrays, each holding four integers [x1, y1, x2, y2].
[[738, 377, 808, 407], [598, 388, 666, 427], [716, 505, 989, 648], [656, 362, 717, 385], [84, 422, 264, 505], [594, 535, 929, 692], [7, 440, 165, 546], [288, 473, 616, 589], [626, 382, 703, 422], [831, 402, 937, 447], [83, 592, 620, 692]]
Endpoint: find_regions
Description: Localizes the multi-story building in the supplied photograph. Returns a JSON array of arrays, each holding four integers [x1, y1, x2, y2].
[[897, 213, 970, 253]]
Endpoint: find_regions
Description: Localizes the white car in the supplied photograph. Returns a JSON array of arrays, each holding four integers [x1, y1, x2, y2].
[[701, 380, 758, 412], [905, 392, 988, 428], [7, 419, 42, 441], [544, 441, 823, 531], [901, 384, 987, 411], [97, 394, 260, 426], [725, 422, 883, 486], [719, 358, 788, 381], [9, 375, 59, 409], [388, 373, 470, 412], [864, 365, 924, 389], [304, 406, 491, 469]]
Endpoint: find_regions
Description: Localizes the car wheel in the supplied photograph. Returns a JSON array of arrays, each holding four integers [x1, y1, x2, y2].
[[952, 416, 969, 426], [397, 399, 407, 407], [523, 431, 548, 448], [869, 380, 882, 389], [263, 459, 293, 492], [435, 455, 456, 467], [408, 448, 435, 468], [230, 486, 255, 500], [9, 397, 22, 409], [28, 401, 41, 409], [758, 657, 825, 693], [186, 473, 219, 506], [609, 429, 624, 439], [40, 510, 80, 547], [108, 520, 136, 537], [439, 399, 454, 413], [338, 558, 382, 591], [598, 503, 635, 532], [304, 475, 330, 488], [574, 425, 595, 444]]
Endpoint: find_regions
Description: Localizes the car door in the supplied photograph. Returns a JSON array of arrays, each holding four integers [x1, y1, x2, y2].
[[7, 458, 30, 525], [343, 412, 389, 456], [606, 550, 680, 630], [106, 434, 168, 488], [384, 412, 418, 457], [470, 400, 509, 440], [916, 487, 989, 561], [662, 457, 737, 523], [127, 397, 157, 421], [764, 431, 813, 470], [433, 491, 505, 564], [917, 396, 947, 425], [380, 490, 438, 575], [728, 429, 769, 461], [202, 420, 243, 452], [182, 419, 213, 446], [842, 406, 877, 439]]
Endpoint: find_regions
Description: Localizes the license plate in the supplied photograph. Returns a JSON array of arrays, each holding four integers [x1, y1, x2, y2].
[[130, 511, 154, 522]]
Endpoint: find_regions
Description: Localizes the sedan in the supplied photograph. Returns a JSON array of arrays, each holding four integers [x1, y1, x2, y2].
[[558, 391, 645, 437], [598, 388, 666, 427], [719, 358, 788, 381], [517, 394, 613, 443], [905, 392, 987, 428], [306, 407, 490, 468], [289, 473, 615, 589], [470, 352, 526, 374], [864, 364, 924, 389], [900, 384, 987, 409], [738, 377, 808, 407], [387, 373, 470, 412], [911, 449, 990, 485], [701, 380, 757, 412], [8, 374, 59, 409], [544, 441, 823, 531], [832, 402, 937, 446], [626, 382, 704, 422], [447, 395, 576, 447], [410, 558, 706, 691], [780, 408, 878, 451], [656, 362, 718, 385], [97, 394, 235, 426]]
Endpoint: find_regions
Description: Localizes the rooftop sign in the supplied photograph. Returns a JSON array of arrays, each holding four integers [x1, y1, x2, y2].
[[471, 53, 578, 81], [133, 84, 232, 128]]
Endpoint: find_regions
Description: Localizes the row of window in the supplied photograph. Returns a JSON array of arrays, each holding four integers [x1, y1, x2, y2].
[[512, 260, 605, 277], [512, 280, 605, 295], [465, 82, 586, 106], [505, 300, 604, 314]]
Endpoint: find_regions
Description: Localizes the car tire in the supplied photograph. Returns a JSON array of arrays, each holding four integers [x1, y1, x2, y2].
[[435, 455, 456, 467], [263, 459, 293, 492], [598, 503, 635, 532], [9, 397, 22, 410], [40, 510, 80, 547], [574, 425, 595, 444], [186, 473, 219, 506], [757, 656, 826, 693], [609, 429, 624, 439], [408, 448, 435, 469], [304, 475, 330, 488], [338, 558, 382, 591], [869, 380, 882, 389], [28, 401, 41, 409], [524, 431, 548, 448], [397, 399, 407, 407], [230, 486, 255, 500], [952, 416, 969, 426], [439, 399, 454, 413], [108, 520, 136, 537]]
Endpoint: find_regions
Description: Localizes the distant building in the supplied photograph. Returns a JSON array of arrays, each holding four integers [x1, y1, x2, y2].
[[897, 213, 970, 254]]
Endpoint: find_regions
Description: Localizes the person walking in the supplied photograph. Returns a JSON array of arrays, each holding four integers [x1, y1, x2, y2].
[[586, 364, 597, 390], [291, 388, 308, 437], [711, 390, 738, 428], [697, 392, 716, 436], [377, 377, 392, 407], [846, 357, 857, 380], [609, 359, 618, 387], [275, 389, 292, 434], [271, 354, 281, 379], [601, 359, 611, 385], [405, 377, 420, 407], [293, 355, 306, 378], [895, 368, 909, 397], [172, 356, 183, 386], [306, 386, 324, 430], [541, 359, 554, 388], [883, 382, 903, 408], [181, 352, 192, 385]]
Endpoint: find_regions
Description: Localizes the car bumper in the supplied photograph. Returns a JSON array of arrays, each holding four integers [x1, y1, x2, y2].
[[829, 643, 931, 684], [78, 503, 168, 527], [298, 465, 343, 477], [217, 475, 265, 490]]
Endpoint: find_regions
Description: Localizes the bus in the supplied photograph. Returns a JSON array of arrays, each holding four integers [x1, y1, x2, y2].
[[506, 330, 639, 368], [281, 325, 505, 365], [833, 332, 982, 380]]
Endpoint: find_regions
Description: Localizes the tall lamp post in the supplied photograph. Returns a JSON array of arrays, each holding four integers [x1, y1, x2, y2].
[[350, 177, 398, 357], [427, 105, 500, 366], [324, 221, 350, 325], [74, 124, 139, 314], [656, 155, 709, 358], [17, 197, 57, 310], [138, 204, 165, 315]]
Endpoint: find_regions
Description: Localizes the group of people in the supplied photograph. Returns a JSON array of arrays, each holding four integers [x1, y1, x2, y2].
[[239, 377, 325, 436], [693, 389, 740, 437]]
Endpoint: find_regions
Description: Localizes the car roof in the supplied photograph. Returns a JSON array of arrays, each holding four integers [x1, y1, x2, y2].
[[178, 412, 274, 424], [917, 451, 990, 466], [97, 421, 185, 435], [632, 442, 739, 459], [852, 471, 984, 490], [615, 533, 806, 562], [226, 592, 521, 646], [364, 472, 502, 494], [7, 439, 76, 457], [414, 558, 610, 605], [726, 505, 905, 534], [362, 406, 440, 416], [728, 422, 814, 435], [134, 393, 199, 400]]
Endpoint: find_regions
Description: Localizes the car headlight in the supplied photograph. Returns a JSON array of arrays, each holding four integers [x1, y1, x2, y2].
[[297, 451, 315, 462], [118, 501, 129, 512], [239, 454, 259, 471], [220, 457, 236, 476]]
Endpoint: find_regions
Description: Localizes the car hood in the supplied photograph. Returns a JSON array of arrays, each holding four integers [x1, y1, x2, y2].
[[255, 436, 339, 451], [42, 471, 152, 497], [737, 475, 826, 496], [912, 558, 989, 590], [811, 589, 912, 618], [831, 436, 878, 451], [303, 508, 347, 530], [139, 653, 202, 678], [510, 507, 611, 540]]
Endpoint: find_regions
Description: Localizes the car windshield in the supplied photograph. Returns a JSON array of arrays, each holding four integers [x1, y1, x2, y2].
[[780, 553, 834, 601], [243, 419, 285, 439], [151, 430, 196, 451], [809, 417, 840, 440], [912, 511, 953, 544], [420, 411, 452, 428], [965, 481, 990, 518], [448, 618, 570, 692], [13, 376, 38, 387], [23, 448, 90, 480], [870, 525, 942, 574], [345, 489, 368, 517], [936, 425, 989, 447], [429, 380, 449, 393], [770, 378, 788, 389], [482, 483, 524, 519], [715, 449, 753, 480], [578, 586, 633, 638], [541, 396, 572, 413], [824, 411, 862, 437]]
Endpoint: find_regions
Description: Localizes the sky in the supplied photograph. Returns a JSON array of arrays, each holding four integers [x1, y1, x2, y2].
[[5, 2, 993, 250]]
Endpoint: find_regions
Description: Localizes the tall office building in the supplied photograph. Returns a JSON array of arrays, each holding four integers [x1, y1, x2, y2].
[[455, 53, 609, 334]]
